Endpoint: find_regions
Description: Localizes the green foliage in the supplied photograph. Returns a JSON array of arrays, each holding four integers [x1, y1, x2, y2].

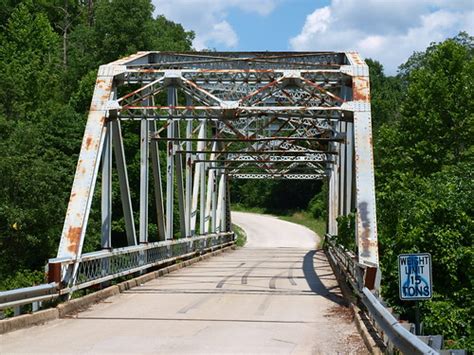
[[0, 269, 45, 291], [0, 2, 61, 118], [93, 0, 154, 63], [365, 58, 403, 128], [423, 298, 473, 349], [308, 182, 327, 220], [231, 179, 322, 213], [374, 33, 473, 348], [152, 15, 195, 51], [232, 224, 246, 247], [335, 213, 356, 251]]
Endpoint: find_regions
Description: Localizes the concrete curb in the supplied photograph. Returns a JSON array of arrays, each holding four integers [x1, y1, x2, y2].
[[0, 244, 234, 335], [57, 286, 121, 317], [0, 308, 59, 334], [324, 249, 382, 355]]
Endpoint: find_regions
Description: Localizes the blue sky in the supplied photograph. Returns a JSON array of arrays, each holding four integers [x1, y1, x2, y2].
[[153, 0, 473, 75]]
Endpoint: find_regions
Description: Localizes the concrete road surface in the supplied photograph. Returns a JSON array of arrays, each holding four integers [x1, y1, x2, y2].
[[1, 212, 366, 354]]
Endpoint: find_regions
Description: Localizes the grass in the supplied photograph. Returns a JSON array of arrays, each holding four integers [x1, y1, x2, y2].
[[232, 223, 247, 247], [232, 204, 326, 248], [231, 203, 266, 214]]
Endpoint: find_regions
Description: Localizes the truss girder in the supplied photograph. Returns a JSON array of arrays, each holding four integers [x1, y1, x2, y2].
[[56, 51, 378, 290]]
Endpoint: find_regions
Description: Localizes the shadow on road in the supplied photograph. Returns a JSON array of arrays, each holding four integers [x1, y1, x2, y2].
[[302, 249, 347, 305]]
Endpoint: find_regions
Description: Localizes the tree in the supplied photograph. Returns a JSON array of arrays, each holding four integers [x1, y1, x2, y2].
[[151, 15, 195, 51], [93, 0, 155, 63], [0, 2, 61, 119]]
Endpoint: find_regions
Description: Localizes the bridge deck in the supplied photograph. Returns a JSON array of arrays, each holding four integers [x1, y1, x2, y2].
[[1, 213, 366, 354]]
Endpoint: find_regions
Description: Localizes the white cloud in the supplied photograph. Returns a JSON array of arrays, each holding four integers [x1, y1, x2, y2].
[[290, 0, 474, 74], [194, 21, 238, 49], [153, 0, 279, 50]]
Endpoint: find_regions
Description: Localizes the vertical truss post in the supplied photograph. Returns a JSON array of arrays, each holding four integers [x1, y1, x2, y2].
[[150, 118, 167, 241], [344, 122, 353, 216], [211, 158, 218, 233], [338, 121, 346, 217], [190, 122, 205, 235], [139, 117, 149, 244], [328, 161, 334, 234], [184, 96, 193, 237], [204, 142, 217, 233], [111, 119, 137, 246], [101, 121, 112, 249], [166, 87, 177, 239], [175, 120, 186, 238], [346, 51, 379, 278], [216, 172, 225, 233], [225, 174, 231, 233], [199, 120, 207, 234], [353, 111, 378, 266], [328, 123, 339, 236]]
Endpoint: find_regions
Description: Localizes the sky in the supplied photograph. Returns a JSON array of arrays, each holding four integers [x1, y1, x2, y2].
[[153, 0, 474, 75]]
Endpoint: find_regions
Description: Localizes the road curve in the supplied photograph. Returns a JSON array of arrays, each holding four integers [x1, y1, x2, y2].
[[0, 212, 366, 354], [232, 211, 319, 248]]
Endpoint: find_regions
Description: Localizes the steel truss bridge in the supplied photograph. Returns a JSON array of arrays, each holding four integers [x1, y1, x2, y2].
[[0, 50, 377, 301], [0, 52, 443, 354], [43, 51, 378, 292]]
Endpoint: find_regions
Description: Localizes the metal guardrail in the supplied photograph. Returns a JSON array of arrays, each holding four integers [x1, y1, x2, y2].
[[325, 234, 440, 355], [0, 232, 234, 313], [361, 287, 438, 354], [0, 283, 59, 310]]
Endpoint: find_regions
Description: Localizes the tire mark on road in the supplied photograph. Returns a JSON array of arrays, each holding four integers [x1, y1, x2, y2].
[[269, 262, 297, 289], [216, 262, 246, 288], [288, 262, 297, 286], [255, 294, 272, 315], [241, 259, 268, 285], [178, 296, 211, 314]]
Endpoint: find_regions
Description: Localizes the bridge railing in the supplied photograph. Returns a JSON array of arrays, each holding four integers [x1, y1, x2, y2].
[[0, 232, 234, 315], [325, 234, 440, 355]]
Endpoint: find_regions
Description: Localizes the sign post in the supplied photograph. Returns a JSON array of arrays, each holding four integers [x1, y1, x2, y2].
[[398, 253, 432, 335]]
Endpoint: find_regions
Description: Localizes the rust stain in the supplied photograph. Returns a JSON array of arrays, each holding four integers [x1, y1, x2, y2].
[[353, 77, 370, 101], [66, 226, 82, 254], [85, 137, 93, 150]]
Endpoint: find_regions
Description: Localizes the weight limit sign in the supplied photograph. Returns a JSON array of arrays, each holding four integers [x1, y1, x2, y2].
[[398, 253, 433, 300]]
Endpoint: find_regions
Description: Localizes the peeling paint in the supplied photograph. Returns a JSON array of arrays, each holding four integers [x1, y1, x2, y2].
[[352, 77, 370, 101], [66, 226, 82, 254]]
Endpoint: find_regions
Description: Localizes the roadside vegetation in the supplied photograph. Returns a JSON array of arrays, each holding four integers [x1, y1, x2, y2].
[[0, 0, 471, 348], [232, 224, 247, 247]]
